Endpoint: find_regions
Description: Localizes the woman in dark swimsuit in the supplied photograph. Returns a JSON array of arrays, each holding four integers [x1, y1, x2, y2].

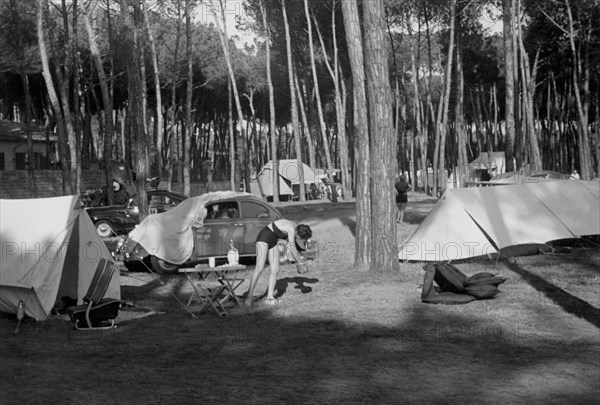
[[245, 219, 312, 306]]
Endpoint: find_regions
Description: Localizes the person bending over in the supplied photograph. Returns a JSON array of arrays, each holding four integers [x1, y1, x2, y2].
[[245, 219, 312, 306]]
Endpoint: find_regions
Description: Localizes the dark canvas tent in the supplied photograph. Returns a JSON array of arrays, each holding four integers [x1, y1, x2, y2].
[[399, 180, 600, 262], [0, 196, 119, 320]]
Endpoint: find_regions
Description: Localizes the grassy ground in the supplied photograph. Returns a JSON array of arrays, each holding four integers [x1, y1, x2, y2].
[[1, 192, 599, 404]]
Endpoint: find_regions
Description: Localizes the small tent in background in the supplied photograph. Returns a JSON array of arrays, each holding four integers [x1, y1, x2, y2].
[[263, 159, 320, 185], [256, 160, 319, 199], [468, 151, 506, 183], [250, 168, 294, 200], [399, 180, 600, 262], [0, 196, 119, 321]]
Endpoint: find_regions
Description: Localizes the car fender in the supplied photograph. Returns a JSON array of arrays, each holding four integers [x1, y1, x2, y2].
[[120, 236, 150, 260]]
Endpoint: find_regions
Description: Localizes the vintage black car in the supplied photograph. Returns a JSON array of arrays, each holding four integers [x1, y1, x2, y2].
[[86, 189, 187, 238]]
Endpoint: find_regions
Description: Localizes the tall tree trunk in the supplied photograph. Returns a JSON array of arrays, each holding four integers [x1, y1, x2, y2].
[[433, 0, 456, 195], [295, 74, 315, 169], [333, 3, 349, 198], [299, 80, 316, 168], [342, 0, 371, 270], [565, 0, 592, 179], [304, 0, 334, 178], [120, 0, 149, 217], [228, 80, 236, 190], [12, 0, 36, 196], [282, 0, 306, 201], [595, 94, 600, 178], [502, 0, 516, 172], [51, 0, 80, 194], [166, 1, 182, 191], [259, 0, 279, 202], [363, 0, 399, 272], [22, 73, 36, 197], [455, 10, 467, 188], [83, 2, 114, 203], [424, 11, 435, 195], [313, 0, 350, 198], [210, 0, 247, 191], [37, 0, 72, 193], [408, 26, 426, 193], [517, 16, 542, 171], [183, 0, 193, 196], [142, 2, 163, 181]]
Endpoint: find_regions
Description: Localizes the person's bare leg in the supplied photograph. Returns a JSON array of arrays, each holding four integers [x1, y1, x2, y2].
[[245, 242, 268, 306], [266, 245, 280, 300], [399, 202, 406, 223]]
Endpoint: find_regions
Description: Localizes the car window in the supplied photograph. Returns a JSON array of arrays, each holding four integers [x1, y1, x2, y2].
[[241, 201, 271, 219], [149, 195, 163, 206], [206, 201, 240, 220]]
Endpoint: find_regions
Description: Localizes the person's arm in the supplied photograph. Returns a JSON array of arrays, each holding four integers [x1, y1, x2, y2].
[[282, 221, 309, 273], [279, 220, 305, 263], [286, 239, 305, 263]]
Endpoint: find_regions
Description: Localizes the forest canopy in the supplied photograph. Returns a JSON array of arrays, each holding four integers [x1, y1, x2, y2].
[[0, 0, 598, 200]]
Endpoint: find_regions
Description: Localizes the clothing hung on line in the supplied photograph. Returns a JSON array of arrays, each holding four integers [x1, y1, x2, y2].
[[256, 222, 289, 249]]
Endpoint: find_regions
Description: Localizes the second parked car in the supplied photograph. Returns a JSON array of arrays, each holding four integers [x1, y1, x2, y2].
[[86, 189, 187, 238]]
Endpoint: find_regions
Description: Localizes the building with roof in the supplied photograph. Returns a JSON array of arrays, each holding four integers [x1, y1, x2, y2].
[[0, 120, 58, 170]]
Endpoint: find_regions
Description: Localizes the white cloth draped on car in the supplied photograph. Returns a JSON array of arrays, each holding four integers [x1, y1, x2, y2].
[[128, 191, 243, 265]]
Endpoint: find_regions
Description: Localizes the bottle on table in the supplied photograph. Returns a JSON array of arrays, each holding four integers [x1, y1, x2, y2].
[[227, 240, 239, 265]]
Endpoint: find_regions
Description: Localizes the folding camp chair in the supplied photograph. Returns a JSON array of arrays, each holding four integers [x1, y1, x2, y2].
[[67, 258, 121, 330]]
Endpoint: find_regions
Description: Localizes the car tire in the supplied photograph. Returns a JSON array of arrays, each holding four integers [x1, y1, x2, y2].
[[96, 220, 114, 238], [150, 256, 179, 274]]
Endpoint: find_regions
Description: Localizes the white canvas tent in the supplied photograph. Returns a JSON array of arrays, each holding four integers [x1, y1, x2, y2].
[[468, 151, 505, 182], [249, 168, 294, 199], [262, 160, 320, 185], [399, 180, 600, 262], [0, 195, 119, 321]]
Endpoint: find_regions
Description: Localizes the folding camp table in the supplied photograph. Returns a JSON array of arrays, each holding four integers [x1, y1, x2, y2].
[[179, 264, 247, 317]]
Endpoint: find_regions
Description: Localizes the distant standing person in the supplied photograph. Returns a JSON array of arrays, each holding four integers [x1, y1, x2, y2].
[[395, 175, 411, 223], [245, 219, 313, 306]]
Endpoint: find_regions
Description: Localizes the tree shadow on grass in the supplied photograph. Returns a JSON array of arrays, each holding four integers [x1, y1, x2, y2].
[[2, 290, 598, 404], [404, 198, 438, 225], [339, 216, 356, 237], [505, 261, 600, 328]]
